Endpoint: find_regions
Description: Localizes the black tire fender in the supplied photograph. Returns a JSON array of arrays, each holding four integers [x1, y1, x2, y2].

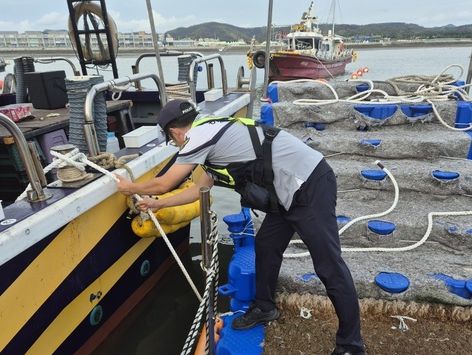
[[252, 50, 266, 69]]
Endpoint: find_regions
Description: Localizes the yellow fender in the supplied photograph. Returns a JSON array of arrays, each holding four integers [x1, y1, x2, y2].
[[131, 179, 202, 238], [131, 218, 190, 238]]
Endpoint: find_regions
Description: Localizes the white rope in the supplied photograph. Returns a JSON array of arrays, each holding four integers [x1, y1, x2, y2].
[[110, 81, 131, 101], [391, 315, 417, 331], [16, 148, 85, 201], [278, 65, 472, 132], [45, 150, 203, 302], [343, 210, 472, 253], [426, 98, 472, 131], [284, 160, 472, 257], [338, 161, 399, 236], [284, 160, 399, 258]]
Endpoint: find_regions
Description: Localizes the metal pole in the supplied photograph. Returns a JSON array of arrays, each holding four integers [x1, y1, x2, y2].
[[207, 63, 215, 89], [188, 54, 227, 103], [199, 186, 215, 355], [0, 114, 50, 202], [84, 72, 166, 156], [146, 0, 166, 85], [99, 0, 119, 78], [34, 57, 81, 76], [247, 66, 258, 118], [466, 48, 472, 94], [67, 0, 88, 75], [262, 0, 273, 100]]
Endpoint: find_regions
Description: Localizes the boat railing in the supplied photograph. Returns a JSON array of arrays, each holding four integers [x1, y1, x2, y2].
[[188, 54, 228, 103], [34, 57, 81, 76], [131, 51, 215, 91], [0, 113, 50, 202], [84, 72, 166, 156]]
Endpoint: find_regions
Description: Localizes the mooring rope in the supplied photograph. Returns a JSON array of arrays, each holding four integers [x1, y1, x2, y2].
[[284, 160, 472, 257], [181, 211, 220, 355], [284, 64, 472, 131], [21, 149, 204, 303], [284, 160, 399, 258]]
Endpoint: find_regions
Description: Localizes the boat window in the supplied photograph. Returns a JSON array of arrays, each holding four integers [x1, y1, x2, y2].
[[295, 38, 313, 50], [314, 38, 321, 49], [321, 43, 330, 51]]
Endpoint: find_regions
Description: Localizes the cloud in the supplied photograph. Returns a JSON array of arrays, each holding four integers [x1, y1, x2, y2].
[[0, 12, 68, 32], [109, 10, 197, 32], [412, 10, 472, 27], [0, 10, 197, 33]]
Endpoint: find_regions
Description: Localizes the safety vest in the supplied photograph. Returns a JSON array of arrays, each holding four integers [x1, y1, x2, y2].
[[180, 116, 281, 213]]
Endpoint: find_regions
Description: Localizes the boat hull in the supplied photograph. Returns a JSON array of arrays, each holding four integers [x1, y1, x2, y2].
[[269, 53, 352, 81], [0, 159, 190, 354]]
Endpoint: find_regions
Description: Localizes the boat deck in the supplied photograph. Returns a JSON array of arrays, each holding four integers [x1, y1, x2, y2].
[[0, 100, 132, 140]]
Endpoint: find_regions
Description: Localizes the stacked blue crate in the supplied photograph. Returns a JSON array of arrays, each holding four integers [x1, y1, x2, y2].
[[217, 208, 264, 355], [219, 208, 256, 311]]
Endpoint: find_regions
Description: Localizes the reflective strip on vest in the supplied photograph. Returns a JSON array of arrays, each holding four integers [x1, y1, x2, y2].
[[191, 116, 257, 188]]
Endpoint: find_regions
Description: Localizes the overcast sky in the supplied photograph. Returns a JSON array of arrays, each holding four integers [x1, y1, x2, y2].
[[0, 0, 471, 33]]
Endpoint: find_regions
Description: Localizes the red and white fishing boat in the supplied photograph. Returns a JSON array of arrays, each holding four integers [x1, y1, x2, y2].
[[251, 1, 356, 81]]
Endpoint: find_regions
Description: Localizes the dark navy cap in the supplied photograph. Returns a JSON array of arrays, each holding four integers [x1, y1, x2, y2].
[[156, 99, 197, 131]]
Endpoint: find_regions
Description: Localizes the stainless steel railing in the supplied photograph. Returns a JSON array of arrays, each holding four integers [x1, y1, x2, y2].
[[83, 73, 167, 156], [189, 54, 228, 103], [0, 113, 50, 202]]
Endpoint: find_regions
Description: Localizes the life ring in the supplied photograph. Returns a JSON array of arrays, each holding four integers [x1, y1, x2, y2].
[[252, 50, 266, 69], [68, 2, 118, 62]]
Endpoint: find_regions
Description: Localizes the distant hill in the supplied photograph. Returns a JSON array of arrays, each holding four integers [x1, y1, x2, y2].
[[167, 22, 472, 43]]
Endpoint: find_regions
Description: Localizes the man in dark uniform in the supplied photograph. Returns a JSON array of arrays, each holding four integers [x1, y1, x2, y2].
[[116, 99, 365, 355]]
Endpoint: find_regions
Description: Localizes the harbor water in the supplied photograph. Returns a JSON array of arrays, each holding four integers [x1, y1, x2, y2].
[[1, 46, 471, 354]]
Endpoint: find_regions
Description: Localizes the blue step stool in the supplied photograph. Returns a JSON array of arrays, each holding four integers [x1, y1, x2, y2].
[[216, 313, 264, 355], [219, 246, 256, 311]]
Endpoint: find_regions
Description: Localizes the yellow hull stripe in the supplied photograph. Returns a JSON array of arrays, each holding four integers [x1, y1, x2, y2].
[[26, 237, 155, 354], [0, 166, 161, 352]]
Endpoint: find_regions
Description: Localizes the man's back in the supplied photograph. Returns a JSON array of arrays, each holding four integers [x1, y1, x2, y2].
[[176, 120, 323, 209]]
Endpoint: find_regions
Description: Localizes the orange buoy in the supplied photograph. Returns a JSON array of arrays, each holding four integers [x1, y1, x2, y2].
[[356, 70, 363, 76], [363, 67, 369, 73], [351, 74, 358, 79]]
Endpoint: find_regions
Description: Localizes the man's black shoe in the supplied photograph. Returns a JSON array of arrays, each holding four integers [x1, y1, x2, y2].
[[232, 306, 279, 330], [331, 345, 366, 355]]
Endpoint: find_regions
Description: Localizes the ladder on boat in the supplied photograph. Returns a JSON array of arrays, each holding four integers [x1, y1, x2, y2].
[[66, 0, 119, 78]]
